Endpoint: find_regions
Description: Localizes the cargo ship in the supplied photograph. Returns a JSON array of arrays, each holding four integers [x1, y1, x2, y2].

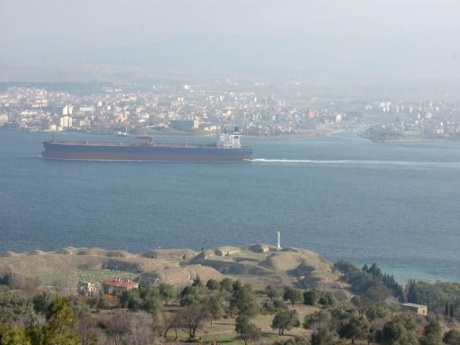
[[42, 127, 252, 162]]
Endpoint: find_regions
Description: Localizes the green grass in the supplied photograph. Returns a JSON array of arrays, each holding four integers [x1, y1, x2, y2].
[[41, 269, 138, 288]]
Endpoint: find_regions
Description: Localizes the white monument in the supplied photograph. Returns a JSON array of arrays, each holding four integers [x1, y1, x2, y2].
[[277, 231, 281, 250]]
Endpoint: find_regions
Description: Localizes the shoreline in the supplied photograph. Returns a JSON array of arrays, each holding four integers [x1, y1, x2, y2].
[[357, 132, 460, 144], [1, 126, 346, 141], [244, 128, 345, 141]]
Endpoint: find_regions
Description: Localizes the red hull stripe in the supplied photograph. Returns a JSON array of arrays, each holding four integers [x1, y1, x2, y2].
[[42, 151, 251, 161]]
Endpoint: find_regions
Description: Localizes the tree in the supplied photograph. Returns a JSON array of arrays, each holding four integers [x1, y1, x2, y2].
[[75, 316, 98, 345], [338, 314, 369, 344], [303, 289, 321, 306], [303, 310, 332, 331], [329, 307, 350, 330], [351, 295, 372, 316], [219, 278, 234, 293], [127, 312, 156, 345], [180, 285, 206, 306], [311, 328, 334, 345], [176, 304, 210, 339], [119, 289, 142, 311], [271, 309, 300, 335], [231, 284, 259, 318], [40, 296, 80, 345], [159, 284, 176, 305], [333, 260, 358, 277], [0, 287, 31, 323], [265, 285, 280, 300], [208, 292, 225, 325], [2, 273, 41, 293], [206, 279, 220, 291], [318, 292, 336, 307], [283, 286, 303, 305], [0, 327, 31, 345], [367, 263, 383, 279], [66, 295, 90, 319], [32, 292, 55, 315], [103, 312, 130, 345], [160, 308, 179, 340], [422, 321, 443, 345], [192, 275, 202, 287], [443, 329, 460, 345], [405, 280, 419, 304], [235, 314, 261, 345], [376, 317, 418, 345], [365, 304, 389, 321], [139, 286, 161, 313]]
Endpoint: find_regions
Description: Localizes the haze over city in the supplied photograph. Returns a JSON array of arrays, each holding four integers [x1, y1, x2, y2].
[[1, 0, 460, 89]]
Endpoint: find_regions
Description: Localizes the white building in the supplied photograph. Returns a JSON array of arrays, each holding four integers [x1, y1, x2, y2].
[[60, 115, 73, 128]]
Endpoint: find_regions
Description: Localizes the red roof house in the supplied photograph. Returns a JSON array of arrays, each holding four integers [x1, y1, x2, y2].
[[102, 278, 139, 294]]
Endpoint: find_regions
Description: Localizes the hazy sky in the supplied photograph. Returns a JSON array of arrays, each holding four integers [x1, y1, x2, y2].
[[1, 0, 459, 81], [1, 0, 458, 49]]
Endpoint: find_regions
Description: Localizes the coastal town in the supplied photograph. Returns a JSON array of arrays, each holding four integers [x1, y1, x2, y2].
[[1, 82, 460, 142]]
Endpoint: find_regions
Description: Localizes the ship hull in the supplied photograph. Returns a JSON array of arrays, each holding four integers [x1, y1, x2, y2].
[[42, 141, 252, 162]]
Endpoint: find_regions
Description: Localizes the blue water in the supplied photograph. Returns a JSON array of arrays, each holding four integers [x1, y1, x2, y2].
[[1, 129, 460, 283]]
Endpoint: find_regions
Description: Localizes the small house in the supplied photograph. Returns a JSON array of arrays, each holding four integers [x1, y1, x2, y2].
[[102, 278, 139, 294], [401, 303, 428, 315], [77, 281, 97, 296]]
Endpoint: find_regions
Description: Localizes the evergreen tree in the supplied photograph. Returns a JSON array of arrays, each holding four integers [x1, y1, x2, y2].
[[406, 280, 419, 303], [0, 327, 31, 345], [231, 284, 259, 318], [422, 321, 443, 345], [40, 296, 79, 345], [376, 317, 418, 345], [235, 314, 261, 345], [208, 292, 225, 325]]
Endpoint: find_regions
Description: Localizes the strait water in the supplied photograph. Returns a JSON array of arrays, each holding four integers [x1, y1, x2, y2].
[[1, 129, 460, 283]]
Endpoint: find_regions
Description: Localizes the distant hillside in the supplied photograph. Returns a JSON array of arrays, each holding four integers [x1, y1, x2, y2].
[[0, 245, 346, 293], [20, 33, 460, 85]]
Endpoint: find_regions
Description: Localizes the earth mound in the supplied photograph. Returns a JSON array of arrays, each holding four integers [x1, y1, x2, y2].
[[56, 248, 75, 255], [28, 250, 46, 256], [105, 250, 134, 258], [140, 248, 197, 260], [76, 247, 108, 256], [0, 245, 340, 292], [1, 251, 18, 258], [138, 265, 225, 286]]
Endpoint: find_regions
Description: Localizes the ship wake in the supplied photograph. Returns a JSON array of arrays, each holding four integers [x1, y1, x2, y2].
[[250, 158, 456, 167]]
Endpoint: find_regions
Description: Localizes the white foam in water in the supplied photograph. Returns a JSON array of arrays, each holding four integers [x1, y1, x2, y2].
[[250, 158, 457, 167]]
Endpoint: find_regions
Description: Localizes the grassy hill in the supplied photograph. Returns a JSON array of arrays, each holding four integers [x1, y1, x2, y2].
[[0, 244, 343, 293]]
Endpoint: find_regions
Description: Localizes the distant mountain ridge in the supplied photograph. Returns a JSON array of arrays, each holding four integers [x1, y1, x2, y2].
[[2, 32, 460, 86]]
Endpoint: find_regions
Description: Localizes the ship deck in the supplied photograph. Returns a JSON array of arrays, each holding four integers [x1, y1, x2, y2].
[[44, 140, 251, 149]]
